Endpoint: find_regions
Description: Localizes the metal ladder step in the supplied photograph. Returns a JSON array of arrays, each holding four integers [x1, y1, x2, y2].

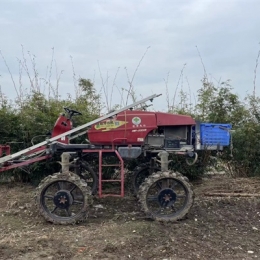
[[101, 180, 122, 182], [101, 164, 120, 167], [98, 150, 124, 198]]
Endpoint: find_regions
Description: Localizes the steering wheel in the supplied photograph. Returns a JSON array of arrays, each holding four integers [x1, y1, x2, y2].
[[64, 107, 82, 118]]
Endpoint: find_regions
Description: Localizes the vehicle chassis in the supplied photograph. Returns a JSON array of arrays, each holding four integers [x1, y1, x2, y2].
[[0, 94, 213, 224]]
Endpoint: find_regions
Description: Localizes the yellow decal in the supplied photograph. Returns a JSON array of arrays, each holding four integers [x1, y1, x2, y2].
[[94, 120, 127, 131]]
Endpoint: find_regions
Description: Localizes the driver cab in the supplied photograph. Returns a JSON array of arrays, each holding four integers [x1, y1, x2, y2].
[[51, 108, 82, 144]]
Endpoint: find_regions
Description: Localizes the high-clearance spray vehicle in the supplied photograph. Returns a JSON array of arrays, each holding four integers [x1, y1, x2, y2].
[[0, 94, 231, 224]]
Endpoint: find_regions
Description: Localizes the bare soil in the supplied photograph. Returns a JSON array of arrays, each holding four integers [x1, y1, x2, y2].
[[0, 174, 260, 260]]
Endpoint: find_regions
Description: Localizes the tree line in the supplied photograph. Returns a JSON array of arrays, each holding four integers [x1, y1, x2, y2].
[[0, 75, 259, 184]]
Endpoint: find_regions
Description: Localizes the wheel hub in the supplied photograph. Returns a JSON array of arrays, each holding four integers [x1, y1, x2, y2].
[[53, 190, 73, 209], [158, 188, 176, 207]]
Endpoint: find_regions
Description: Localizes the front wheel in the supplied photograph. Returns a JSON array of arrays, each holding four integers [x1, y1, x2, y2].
[[138, 171, 194, 222]]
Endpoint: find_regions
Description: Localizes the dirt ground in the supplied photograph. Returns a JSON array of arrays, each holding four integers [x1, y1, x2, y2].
[[0, 174, 260, 260]]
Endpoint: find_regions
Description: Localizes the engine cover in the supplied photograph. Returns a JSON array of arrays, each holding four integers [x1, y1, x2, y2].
[[87, 110, 195, 146]]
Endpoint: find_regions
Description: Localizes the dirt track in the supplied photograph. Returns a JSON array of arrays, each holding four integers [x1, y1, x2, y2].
[[0, 174, 260, 260]]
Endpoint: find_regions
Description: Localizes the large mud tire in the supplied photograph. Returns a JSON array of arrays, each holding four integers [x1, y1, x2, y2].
[[131, 163, 160, 196], [138, 171, 194, 222], [35, 171, 93, 225]]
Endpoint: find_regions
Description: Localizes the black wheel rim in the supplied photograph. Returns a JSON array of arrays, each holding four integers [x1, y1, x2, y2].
[[40, 180, 85, 221], [145, 178, 189, 220]]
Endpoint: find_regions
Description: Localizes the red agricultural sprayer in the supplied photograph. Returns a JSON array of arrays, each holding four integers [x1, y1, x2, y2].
[[0, 94, 231, 224]]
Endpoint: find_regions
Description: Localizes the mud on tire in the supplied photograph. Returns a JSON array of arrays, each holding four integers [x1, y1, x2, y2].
[[35, 171, 93, 225], [131, 162, 160, 196], [138, 171, 194, 222]]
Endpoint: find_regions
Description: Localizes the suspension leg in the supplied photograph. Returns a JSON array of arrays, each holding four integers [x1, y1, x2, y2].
[[158, 151, 169, 171], [61, 152, 70, 173]]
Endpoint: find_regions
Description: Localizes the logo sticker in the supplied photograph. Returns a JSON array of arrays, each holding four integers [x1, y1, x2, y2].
[[132, 117, 141, 125], [94, 120, 127, 132]]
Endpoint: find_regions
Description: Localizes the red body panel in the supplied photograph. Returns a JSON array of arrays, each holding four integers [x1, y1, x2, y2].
[[88, 110, 195, 145], [156, 112, 195, 126], [51, 115, 72, 144], [88, 111, 157, 145]]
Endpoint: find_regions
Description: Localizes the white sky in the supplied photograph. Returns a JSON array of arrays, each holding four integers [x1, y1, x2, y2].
[[0, 0, 260, 112]]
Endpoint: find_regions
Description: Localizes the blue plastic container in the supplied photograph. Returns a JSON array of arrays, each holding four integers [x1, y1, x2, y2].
[[200, 123, 231, 146]]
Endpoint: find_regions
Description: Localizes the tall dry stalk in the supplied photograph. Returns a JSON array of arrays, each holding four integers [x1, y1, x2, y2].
[[109, 66, 120, 110], [196, 45, 208, 82], [186, 76, 193, 114], [125, 46, 151, 105], [21, 44, 34, 93], [172, 63, 186, 110], [70, 55, 79, 99], [164, 71, 170, 112], [97, 60, 109, 111], [253, 42, 260, 98], [0, 50, 21, 107]]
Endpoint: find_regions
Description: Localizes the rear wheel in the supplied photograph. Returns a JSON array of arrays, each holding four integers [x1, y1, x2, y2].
[[138, 171, 194, 222], [78, 162, 98, 195], [69, 161, 98, 195], [35, 171, 93, 225]]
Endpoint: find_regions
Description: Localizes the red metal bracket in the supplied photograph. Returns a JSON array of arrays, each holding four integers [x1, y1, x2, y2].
[[0, 145, 11, 157]]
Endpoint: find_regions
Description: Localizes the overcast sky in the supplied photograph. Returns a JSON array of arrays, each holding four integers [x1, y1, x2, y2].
[[1, 0, 260, 112]]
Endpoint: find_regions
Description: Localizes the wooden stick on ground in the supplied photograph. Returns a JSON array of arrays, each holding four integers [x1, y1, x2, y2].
[[204, 192, 260, 197]]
